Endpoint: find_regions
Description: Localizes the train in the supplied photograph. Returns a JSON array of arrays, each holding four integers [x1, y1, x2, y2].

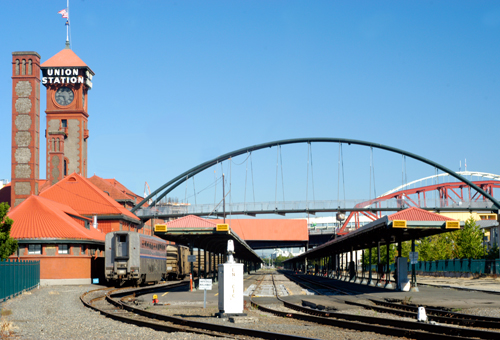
[[105, 231, 193, 286]]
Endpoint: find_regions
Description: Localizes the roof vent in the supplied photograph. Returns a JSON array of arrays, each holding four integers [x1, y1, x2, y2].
[[68, 176, 77, 182]]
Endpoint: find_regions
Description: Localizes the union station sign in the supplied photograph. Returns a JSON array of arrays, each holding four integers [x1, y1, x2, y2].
[[41, 68, 93, 88]]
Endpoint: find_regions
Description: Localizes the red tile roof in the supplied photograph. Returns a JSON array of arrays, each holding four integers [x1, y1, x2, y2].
[[216, 219, 309, 241], [41, 48, 88, 68], [388, 207, 456, 221], [88, 175, 131, 202], [104, 178, 144, 205], [8, 195, 104, 241], [167, 215, 217, 229], [39, 173, 140, 222]]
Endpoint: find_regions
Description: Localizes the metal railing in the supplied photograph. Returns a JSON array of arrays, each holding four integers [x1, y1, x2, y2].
[[136, 198, 495, 218], [0, 259, 40, 302]]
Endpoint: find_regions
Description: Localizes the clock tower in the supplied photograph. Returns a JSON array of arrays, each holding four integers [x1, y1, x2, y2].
[[41, 45, 94, 185]]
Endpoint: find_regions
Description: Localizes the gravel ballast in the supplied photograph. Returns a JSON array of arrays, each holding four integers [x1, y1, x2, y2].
[[2, 282, 500, 340], [0, 285, 220, 340]]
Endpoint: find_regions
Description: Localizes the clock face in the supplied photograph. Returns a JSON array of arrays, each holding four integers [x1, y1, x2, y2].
[[55, 87, 74, 106]]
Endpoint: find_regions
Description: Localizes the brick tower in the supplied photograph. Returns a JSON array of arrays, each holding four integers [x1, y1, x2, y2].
[[11, 52, 41, 207], [41, 45, 94, 185]]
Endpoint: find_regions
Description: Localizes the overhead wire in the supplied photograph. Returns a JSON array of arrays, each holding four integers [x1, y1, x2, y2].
[[275, 145, 279, 209], [250, 152, 255, 203], [192, 177, 197, 205], [310, 143, 315, 201], [306, 142, 310, 207], [213, 163, 218, 207], [338, 143, 341, 203], [230, 158, 232, 220], [244, 151, 248, 210], [280, 145, 285, 202]]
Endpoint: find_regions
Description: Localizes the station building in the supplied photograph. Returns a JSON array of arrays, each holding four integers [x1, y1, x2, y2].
[[7, 195, 105, 285], [1, 44, 157, 285]]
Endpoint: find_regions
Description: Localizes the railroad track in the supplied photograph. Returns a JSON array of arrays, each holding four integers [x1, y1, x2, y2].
[[81, 280, 317, 340], [248, 273, 500, 340], [283, 271, 500, 329]]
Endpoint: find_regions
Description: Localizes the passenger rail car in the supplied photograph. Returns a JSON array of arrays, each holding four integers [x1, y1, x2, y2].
[[105, 231, 168, 286]]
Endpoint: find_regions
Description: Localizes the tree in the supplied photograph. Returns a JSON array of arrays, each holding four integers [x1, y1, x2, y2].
[[0, 202, 18, 260], [485, 244, 499, 260], [362, 244, 397, 266], [274, 255, 293, 267], [417, 237, 433, 261], [455, 217, 486, 259], [433, 233, 454, 260]]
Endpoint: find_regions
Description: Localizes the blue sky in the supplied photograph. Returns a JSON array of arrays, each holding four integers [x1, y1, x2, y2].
[[1, 1, 499, 207]]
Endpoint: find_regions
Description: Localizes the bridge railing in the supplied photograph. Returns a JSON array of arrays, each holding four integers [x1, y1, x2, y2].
[[136, 198, 494, 217]]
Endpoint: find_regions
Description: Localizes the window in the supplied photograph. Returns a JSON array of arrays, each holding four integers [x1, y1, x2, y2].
[[58, 244, 69, 254], [28, 244, 41, 255], [61, 119, 67, 128]]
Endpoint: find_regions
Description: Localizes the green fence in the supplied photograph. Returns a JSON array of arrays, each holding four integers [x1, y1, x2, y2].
[[414, 259, 500, 274], [0, 259, 40, 302], [369, 259, 500, 275]]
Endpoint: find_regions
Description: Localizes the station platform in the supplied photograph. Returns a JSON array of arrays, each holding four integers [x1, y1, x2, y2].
[[416, 274, 500, 293]]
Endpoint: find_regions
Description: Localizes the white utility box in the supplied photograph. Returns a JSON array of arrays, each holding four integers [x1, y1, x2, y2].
[[218, 263, 244, 314]]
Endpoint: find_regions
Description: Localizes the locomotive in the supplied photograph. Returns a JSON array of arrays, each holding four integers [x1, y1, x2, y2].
[[105, 231, 191, 286]]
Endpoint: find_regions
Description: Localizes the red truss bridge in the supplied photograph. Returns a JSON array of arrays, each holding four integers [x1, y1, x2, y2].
[[337, 171, 500, 236]]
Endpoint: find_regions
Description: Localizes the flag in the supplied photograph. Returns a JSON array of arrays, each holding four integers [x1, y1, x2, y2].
[[58, 9, 68, 19]]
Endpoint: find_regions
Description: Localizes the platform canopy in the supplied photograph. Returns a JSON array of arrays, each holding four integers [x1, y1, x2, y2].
[[214, 219, 309, 249], [288, 207, 462, 261], [153, 215, 262, 263]]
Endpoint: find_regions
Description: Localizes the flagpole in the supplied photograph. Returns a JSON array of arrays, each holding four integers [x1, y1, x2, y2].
[[66, 0, 70, 48]]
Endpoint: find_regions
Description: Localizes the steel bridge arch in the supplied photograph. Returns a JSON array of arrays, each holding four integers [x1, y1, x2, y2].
[[131, 138, 500, 214], [380, 171, 500, 197]]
